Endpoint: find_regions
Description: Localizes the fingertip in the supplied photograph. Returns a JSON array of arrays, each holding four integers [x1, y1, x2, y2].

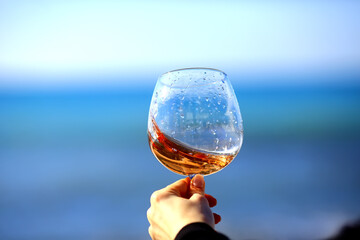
[[191, 174, 205, 189], [205, 194, 217, 208], [214, 213, 221, 224]]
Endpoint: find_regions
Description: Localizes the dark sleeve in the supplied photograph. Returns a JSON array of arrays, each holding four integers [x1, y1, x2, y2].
[[175, 222, 230, 240]]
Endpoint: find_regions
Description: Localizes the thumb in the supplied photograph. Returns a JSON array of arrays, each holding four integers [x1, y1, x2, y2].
[[189, 174, 205, 196]]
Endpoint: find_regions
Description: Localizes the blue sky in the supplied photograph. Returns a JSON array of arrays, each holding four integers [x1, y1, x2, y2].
[[0, 0, 359, 86]]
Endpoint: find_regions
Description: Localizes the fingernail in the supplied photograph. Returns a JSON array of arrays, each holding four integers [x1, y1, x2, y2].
[[192, 175, 204, 188]]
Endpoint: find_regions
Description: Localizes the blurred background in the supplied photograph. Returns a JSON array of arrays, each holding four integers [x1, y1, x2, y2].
[[1, 0, 360, 239]]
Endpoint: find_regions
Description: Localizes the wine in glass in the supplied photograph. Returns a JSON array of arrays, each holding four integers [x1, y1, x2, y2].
[[147, 68, 243, 177]]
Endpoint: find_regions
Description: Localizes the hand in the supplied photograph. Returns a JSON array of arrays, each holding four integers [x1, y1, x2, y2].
[[147, 175, 221, 240]]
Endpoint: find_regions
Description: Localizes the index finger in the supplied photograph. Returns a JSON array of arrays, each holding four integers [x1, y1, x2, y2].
[[164, 177, 191, 197]]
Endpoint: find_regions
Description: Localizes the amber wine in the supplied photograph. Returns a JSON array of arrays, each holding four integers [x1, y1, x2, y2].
[[148, 118, 237, 176]]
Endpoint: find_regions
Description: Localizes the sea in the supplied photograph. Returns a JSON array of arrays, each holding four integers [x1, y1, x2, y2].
[[1, 75, 360, 240]]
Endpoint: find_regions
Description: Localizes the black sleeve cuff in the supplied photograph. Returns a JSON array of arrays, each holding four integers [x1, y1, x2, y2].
[[175, 222, 230, 240]]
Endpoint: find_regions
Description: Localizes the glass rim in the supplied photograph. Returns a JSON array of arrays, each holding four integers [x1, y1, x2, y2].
[[165, 67, 226, 75], [159, 67, 227, 88]]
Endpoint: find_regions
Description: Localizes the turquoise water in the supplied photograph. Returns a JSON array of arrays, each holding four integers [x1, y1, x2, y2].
[[1, 83, 360, 239]]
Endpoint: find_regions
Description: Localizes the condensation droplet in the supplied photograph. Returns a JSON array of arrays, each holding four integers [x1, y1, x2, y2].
[[171, 131, 175, 135], [205, 97, 209, 102], [229, 137, 232, 142], [180, 114, 184, 119], [217, 101, 221, 105], [172, 148, 178, 152], [211, 129, 217, 135], [189, 152, 193, 156], [180, 96, 185, 100], [215, 138, 219, 144]]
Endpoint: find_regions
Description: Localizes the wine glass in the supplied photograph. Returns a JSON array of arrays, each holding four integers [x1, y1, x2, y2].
[[147, 68, 243, 178]]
